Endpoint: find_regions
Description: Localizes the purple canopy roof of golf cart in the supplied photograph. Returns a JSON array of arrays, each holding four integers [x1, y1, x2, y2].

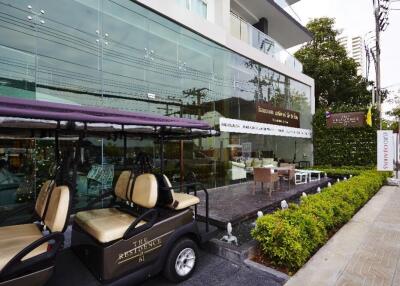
[[0, 96, 211, 129]]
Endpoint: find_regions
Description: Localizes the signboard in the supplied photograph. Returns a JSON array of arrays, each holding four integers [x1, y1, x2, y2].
[[256, 102, 300, 128], [377, 130, 394, 171], [326, 112, 366, 128], [219, 117, 312, 139]]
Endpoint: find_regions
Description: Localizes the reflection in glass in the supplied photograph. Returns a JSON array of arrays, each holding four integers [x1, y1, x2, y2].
[[0, 0, 313, 219]]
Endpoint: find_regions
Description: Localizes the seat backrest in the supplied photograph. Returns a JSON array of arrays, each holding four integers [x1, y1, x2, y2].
[[155, 174, 174, 206], [43, 186, 70, 232], [35, 179, 56, 219], [114, 170, 134, 201], [131, 174, 158, 208]]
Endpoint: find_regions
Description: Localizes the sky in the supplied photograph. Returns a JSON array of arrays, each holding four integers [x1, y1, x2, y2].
[[289, 0, 400, 117]]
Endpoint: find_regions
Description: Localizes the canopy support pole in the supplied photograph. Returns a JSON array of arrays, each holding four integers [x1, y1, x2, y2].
[[160, 135, 164, 173], [122, 125, 127, 166], [55, 121, 60, 165], [180, 140, 184, 192]]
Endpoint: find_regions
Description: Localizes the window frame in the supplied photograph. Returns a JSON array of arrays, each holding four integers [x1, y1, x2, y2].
[[178, 0, 208, 19]]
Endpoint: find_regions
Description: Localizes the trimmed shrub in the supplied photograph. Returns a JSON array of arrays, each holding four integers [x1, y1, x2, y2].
[[252, 170, 390, 272], [311, 166, 370, 177]]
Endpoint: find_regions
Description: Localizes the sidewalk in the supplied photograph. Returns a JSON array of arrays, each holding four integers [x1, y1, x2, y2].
[[285, 186, 400, 286]]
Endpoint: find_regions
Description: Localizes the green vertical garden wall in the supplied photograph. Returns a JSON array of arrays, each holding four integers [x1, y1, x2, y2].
[[313, 108, 378, 166]]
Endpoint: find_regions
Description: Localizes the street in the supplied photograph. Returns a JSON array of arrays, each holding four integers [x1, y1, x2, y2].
[[142, 251, 282, 286], [47, 249, 282, 286]]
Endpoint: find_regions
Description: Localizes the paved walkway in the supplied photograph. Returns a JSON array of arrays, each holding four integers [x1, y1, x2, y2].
[[285, 186, 400, 286]]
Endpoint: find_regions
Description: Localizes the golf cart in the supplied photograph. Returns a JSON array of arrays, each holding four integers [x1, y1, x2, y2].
[[0, 96, 219, 285]]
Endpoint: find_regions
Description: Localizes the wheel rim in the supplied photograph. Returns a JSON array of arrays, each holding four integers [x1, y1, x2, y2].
[[175, 247, 196, 277]]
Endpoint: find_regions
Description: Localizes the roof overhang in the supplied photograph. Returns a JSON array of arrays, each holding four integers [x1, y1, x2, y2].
[[231, 0, 312, 48]]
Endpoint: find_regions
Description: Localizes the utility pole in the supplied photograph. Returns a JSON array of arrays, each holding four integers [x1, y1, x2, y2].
[[374, 0, 382, 129], [182, 87, 209, 149], [372, 0, 390, 130]]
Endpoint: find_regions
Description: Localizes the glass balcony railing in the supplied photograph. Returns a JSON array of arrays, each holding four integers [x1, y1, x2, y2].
[[230, 12, 303, 72]]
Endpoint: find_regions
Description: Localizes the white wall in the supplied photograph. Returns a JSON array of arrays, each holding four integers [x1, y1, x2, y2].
[[213, 0, 231, 31]]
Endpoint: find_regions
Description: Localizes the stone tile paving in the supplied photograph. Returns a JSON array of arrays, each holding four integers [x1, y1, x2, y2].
[[285, 186, 400, 286], [196, 178, 331, 227]]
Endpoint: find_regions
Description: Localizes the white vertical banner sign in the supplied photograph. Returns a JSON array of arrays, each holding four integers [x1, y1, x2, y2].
[[377, 130, 394, 171]]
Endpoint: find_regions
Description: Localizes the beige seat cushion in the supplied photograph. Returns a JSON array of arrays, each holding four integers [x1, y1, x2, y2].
[[114, 171, 134, 201], [0, 224, 46, 271], [44, 186, 70, 232], [230, 161, 246, 168], [162, 175, 200, 210], [131, 174, 158, 208], [252, 159, 262, 168], [35, 180, 56, 218], [172, 193, 200, 210], [74, 208, 145, 243]]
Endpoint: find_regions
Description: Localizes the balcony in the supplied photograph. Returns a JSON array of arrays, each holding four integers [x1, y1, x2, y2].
[[230, 12, 303, 72], [274, 0, 302, 23], [230, 0, 312, 49]]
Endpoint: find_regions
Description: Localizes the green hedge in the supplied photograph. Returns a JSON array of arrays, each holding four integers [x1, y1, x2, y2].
[[313, 107, 379, 166], [251, 170, 390, 272], [311, 166, 374, 177]]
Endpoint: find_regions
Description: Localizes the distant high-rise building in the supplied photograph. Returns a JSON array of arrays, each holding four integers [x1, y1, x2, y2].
[[337, 35, 365, 76]]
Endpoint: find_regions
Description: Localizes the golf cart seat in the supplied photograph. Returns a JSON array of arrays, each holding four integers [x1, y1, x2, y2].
[[0, 180, 55, 267], [74, 173, 158, 243], [35, 180, 56, 218], [0, 185, 70, 281], [161, 175, 200, 210], [0, 224, 47, 270], [113, 170, 134, 201]]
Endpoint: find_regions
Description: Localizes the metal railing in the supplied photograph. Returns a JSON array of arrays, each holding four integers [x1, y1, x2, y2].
[[230, 12, 303, 72]]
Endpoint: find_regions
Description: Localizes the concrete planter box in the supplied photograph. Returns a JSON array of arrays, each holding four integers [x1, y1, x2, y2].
[[206, 238, 289, 284]]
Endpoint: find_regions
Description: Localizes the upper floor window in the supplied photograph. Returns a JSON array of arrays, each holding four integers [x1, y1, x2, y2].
[[177, 0, 208, 19]]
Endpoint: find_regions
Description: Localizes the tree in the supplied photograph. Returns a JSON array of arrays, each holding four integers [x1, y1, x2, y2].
[[295, 17, 373, 109], [386, 89, 400, 119]]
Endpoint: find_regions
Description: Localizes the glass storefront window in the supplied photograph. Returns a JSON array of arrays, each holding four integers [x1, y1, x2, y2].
[[0, 0, 313, 220]]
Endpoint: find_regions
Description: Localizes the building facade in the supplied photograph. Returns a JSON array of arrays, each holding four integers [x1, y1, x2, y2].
[[337, 34, 365, 76], [0, 0, 314, 213]]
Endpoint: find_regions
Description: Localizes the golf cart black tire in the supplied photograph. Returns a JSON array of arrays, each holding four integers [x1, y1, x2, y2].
[[163, 237, 199, 283]]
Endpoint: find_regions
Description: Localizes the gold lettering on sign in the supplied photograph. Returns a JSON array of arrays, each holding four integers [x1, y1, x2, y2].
[[115, 230, 174, 265], [258, 106, 274, 115], [256, 102, 300, 128]]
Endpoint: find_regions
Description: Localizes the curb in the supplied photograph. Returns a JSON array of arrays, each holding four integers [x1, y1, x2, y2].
[[244, 258, 290, 284]]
